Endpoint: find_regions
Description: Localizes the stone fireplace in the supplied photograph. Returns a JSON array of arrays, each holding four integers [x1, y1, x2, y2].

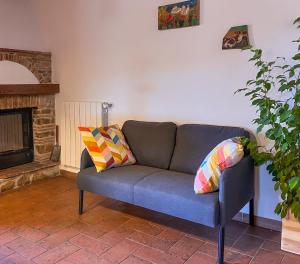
[[0, 48, 60, 193], [0, 91, 60, 193]]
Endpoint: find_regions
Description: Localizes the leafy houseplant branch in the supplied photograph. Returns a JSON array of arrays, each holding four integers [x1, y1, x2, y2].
[[236, 17, 300, 221]]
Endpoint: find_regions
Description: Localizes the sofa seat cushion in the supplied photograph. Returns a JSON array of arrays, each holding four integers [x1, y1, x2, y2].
[[133, 170, 219, 227], [77, 165, 162, 203]]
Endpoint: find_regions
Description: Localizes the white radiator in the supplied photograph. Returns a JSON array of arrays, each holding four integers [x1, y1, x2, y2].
[[60, 101, 103, 172]]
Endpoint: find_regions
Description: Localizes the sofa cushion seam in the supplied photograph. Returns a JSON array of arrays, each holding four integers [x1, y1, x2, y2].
[[132, 168, 165, 203]]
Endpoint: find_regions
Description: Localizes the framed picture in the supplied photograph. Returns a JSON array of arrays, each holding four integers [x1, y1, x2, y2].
[[158, 0, 200, 30], [222, 25, 250, 50]]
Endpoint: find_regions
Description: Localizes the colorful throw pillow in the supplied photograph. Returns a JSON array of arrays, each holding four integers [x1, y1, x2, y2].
[[79, 125, 136, 173], [194, 137, 244, 194]]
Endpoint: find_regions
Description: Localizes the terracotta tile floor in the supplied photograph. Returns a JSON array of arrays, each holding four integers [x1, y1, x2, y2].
[[0, 176, 299, 264]]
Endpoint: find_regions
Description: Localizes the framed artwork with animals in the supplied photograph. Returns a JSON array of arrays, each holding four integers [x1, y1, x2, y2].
[[158, 0, 200, 30], [222, 25, 250, 50]]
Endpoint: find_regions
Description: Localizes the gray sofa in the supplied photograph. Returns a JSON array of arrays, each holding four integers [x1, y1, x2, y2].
[[77, 120, 255, 264]]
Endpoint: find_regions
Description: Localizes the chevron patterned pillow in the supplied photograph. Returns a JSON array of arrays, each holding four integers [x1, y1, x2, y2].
[[79, 125, 136, 172], [194, 137, 244, 194]]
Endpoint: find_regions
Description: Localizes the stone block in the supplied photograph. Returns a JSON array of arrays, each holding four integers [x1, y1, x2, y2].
[[0, 180, 16, 192]]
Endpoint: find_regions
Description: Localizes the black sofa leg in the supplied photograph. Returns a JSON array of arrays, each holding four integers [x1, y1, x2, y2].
[[249, 198, 254, 226], [218, 226, 225, 264], [79, 190, 84, 215]]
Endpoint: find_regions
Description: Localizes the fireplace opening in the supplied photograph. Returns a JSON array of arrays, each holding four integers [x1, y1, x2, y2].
[[0, 108, 34, 169]]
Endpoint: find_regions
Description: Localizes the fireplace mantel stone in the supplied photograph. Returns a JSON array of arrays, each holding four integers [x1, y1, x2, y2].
[[0, 84, 59, 95]]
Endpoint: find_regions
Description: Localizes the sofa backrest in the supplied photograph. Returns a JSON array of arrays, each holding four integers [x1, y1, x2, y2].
[[122, 120, 177, 169], [169, 124, 249, 175]]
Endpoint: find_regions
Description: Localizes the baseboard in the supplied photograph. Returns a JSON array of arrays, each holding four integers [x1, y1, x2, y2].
[[233, 212, 282, 232], [60, 169, 282, 232], [60, 169, 77, 180]]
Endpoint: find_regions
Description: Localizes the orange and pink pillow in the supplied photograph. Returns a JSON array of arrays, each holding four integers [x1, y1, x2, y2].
[[194, 138, 244, 194]]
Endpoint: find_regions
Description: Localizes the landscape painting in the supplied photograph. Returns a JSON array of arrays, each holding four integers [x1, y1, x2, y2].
[[158, 0, 200, 30], [222, 25, 250, 50]]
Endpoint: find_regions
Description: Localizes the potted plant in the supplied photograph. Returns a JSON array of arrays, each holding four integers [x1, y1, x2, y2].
[[236, 17, 300, 254]]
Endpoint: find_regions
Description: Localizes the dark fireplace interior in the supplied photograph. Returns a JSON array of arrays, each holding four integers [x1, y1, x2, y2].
[[0, 108, 34, 169]]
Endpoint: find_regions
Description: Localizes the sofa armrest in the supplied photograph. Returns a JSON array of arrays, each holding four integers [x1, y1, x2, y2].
[[80, 149, 94, 170], [219, 155, 255, 226]]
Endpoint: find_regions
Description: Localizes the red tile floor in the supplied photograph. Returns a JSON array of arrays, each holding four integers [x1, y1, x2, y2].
[[0, 176, 299, 264]]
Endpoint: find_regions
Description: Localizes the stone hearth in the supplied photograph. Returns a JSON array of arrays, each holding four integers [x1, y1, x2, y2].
[[0, 161, 59, 193]]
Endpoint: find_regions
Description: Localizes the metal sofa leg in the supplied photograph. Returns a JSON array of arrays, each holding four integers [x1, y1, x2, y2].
[[79, 190, 84, 215], [249, 198, 254, 226], [218, 226, 225, 264]]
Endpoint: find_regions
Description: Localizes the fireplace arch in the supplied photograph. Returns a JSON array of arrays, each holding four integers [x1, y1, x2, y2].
[[0, 48, 51, 83], [0, 61, 39, 84]]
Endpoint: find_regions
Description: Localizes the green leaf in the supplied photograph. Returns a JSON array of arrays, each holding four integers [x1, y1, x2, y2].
[[297, 189, 300, 199], [256, 70, 265, 79], [268, 61, 276, 67], [264, 82, 272, 90], [280, 111, 291, 122], [293, 53, 300, 60], [294, 91, 300, 103], [281, 143, 289, 152], [289, 69, 295, 78], [281, 182, 289, 193], [292, 64, 300, 70], [289, 177, 300, 191], [267, 163, 274, 172], [293, 17, 300, 24], [234, 88, 248, 94], [255, 61, 263, 67], [255, 79, 265, 85], [249, 49, 262, 61], [279, 84, 288, 92], [266, 129, 275, 140], [252, 99, 263, 106], [256, 124, 264, 133], [246, 80, 255, 86], [274, 203, 282, 214]]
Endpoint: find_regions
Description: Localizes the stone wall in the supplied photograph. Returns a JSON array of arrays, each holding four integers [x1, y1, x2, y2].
[[0, 95, 56, 162], [0, 48, 51, 83]]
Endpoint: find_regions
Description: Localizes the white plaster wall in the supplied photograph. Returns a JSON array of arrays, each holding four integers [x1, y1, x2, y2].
[[0, 0, 46, 85], [0, 61, 39, 84], [0, 0, 47, 51], [31, 0, 300, 220]]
